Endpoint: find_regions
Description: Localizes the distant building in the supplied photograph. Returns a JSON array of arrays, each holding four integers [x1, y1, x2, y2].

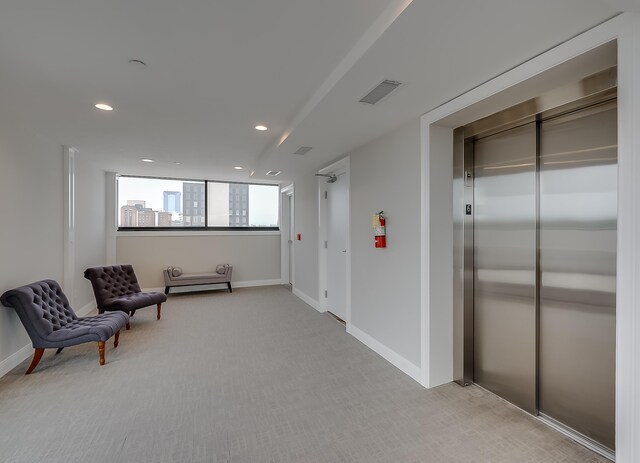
[[137, 208, 156, 227], [120, 205, 138, 227], [127, 200, 146, 207], [121, 201, 157, 227], [229, 183, 249, 226], [183, 182, 205, 226], [157, 211, 172, 227], [163, 191, 181, 213], [208, 183, 229, 226]]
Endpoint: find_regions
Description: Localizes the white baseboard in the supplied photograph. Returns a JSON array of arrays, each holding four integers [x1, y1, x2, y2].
[[0, 344, 33, 378], [234, 279, 281, 288], [348, 324, 422, 384], [292, 287, 322, 312], [0, 300, 97, 378]]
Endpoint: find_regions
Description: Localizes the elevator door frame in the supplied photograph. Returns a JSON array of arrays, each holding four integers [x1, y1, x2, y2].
[[453, 68, 617, 461]]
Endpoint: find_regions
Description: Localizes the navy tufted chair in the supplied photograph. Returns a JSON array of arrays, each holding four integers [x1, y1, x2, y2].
[[0, 280, 129, 374], [84, 265, 167, 328]]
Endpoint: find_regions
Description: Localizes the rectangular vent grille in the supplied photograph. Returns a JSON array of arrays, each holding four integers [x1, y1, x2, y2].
[[293, 146, 313, 155], [265, 170, 281, 177], [359, 80, 402, 105]]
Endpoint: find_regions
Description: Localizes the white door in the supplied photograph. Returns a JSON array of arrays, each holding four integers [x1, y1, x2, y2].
[[288, 194, 294, 286], [326, 174, 347, 320]]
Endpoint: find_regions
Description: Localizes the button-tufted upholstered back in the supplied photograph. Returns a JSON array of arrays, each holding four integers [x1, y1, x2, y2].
[[83, 265, 142, 309], [0, 280, 77, 340]]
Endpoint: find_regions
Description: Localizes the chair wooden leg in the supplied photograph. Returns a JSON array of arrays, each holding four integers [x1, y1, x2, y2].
[[26, 348, 44, 375], [164, 286, 170, 295], [227, 282, 232, 293], [125, 321, 131, 330], [157, 303, 162, 320], [98, 341, 105, 366], [114, 331, 120, 348], [55, 347, 64, 355]]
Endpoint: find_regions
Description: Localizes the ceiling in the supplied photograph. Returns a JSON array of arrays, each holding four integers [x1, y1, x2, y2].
[[0, 0, 628, 183]]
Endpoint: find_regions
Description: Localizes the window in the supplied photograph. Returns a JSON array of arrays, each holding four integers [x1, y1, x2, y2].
[[117, 176, 279, 230], [207, 181, 279, 228]]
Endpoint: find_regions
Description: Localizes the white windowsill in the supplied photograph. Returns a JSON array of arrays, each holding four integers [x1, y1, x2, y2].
[[116, 230, 280, 237]]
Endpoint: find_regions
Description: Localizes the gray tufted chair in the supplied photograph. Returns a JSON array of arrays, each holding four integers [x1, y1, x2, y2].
[[84, 265, 167, 328], [0, 280, 129, 374]]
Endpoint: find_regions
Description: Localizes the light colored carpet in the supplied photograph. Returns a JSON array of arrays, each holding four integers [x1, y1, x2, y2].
[[0, 286, 607, 463]]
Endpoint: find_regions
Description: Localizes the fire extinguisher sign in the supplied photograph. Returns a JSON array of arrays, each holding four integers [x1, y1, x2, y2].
[[373, 211, 386, 248]]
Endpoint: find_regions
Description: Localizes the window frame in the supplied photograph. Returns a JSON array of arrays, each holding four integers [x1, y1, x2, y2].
[[117, 175, 280, 232]]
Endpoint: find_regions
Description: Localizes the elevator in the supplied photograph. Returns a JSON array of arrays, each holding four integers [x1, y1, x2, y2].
[[453, 67, 617, 459]]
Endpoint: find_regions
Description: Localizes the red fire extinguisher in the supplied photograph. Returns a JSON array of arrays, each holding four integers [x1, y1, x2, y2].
[[373, 211, 386, 248]]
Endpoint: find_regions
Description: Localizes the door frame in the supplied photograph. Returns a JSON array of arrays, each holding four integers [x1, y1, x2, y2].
[[280, 183, 294, 287], [318, 157, 351, 327]]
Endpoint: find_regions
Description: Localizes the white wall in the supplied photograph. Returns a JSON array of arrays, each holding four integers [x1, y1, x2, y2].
[[0, 115, 63, 371], [116, 234, 280, 289], [0, 115, 107, 375], [349, 120, 422, 367], [74, 155, 106, 308]]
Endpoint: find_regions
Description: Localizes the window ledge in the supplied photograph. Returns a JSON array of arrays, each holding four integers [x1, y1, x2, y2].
[[116, 230, 280, 237]]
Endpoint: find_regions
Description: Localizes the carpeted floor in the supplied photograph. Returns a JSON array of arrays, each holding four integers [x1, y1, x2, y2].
[[0, 286, 607, 463]]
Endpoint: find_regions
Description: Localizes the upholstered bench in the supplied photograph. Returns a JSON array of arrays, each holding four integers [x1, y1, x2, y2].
[[84, 265, 167, 327], [163, 264, 233, 295]]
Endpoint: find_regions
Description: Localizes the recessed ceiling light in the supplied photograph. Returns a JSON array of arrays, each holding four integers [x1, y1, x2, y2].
[[173, 162, 182, 165], [95, 103, 113, 111], [141, 158, 154, 163], [255, 125, 268, 131], [233, 166, 243, 170]]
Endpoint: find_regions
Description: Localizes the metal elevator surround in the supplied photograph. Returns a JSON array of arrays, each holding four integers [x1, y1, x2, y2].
[[452, 67, 617, 457]]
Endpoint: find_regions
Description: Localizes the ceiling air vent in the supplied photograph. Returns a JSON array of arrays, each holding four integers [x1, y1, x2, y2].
[[265, 170, 281, 177], [293, 146, 313, 155], [359, 80, 402, 105]]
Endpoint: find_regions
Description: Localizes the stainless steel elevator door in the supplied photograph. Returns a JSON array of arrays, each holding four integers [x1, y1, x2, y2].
[[539, 102, 617, 450], [473, 123, 537, 414]]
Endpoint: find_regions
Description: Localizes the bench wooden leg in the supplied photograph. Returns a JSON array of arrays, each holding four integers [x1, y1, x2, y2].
[[125, 321, 131, 330], [227, 282, 232, 293], [25, 348, 44, 375], [157, 303, 162, 320], [114, 331, 120, 348], [98, 341, 106, 366]]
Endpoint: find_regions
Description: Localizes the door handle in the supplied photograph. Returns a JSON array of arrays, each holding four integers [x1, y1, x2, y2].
[[342, 250, 347, 253]]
